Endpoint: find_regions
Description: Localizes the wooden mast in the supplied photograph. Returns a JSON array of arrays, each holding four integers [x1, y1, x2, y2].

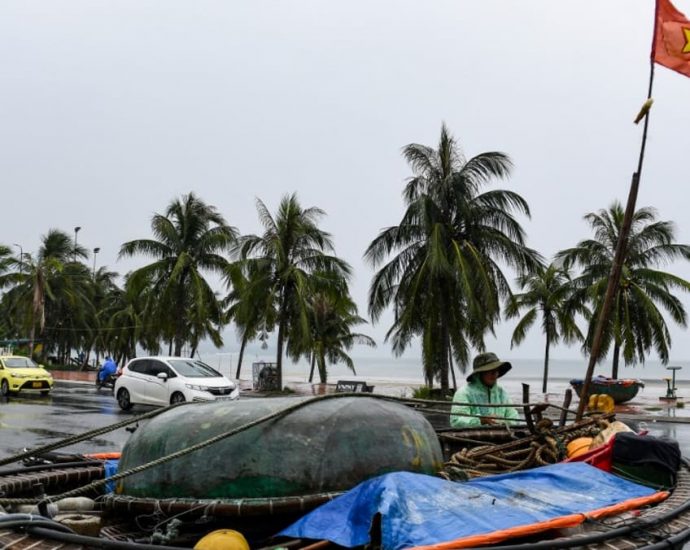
[[575, 59, 657, 420]]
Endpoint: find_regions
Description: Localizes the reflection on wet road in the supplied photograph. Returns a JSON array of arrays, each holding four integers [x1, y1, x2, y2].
[[0, 382, 143, 460]]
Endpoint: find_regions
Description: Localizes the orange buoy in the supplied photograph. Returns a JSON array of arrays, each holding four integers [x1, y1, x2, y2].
[[566, 437, 594, 458], [194, 529, 249, 550]]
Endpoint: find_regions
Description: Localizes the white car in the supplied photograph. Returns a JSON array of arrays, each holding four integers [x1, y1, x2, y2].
[[114, 357, 239, 410]]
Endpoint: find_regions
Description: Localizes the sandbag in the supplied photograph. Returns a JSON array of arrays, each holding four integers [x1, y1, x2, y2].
[[590, 420, 633, 450]]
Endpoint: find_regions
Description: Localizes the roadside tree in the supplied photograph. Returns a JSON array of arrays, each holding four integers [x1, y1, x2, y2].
[[505, 263, 586, 393], [236, 193, 351, 390], [557, 203, 690, 378], [366, 124, 541, 392], [119, 193, 237, 356]]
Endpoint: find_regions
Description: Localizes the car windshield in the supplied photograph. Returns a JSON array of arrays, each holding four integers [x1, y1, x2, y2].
[[168, 360, 222, 378], [4, 357, 39, 368]]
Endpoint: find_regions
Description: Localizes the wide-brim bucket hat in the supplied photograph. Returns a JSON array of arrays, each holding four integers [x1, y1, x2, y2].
[[467, 352, 512, 382]]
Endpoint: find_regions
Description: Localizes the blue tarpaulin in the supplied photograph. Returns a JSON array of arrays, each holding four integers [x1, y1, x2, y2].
[[279, 462, 659, 550], [104, 459, 118, 493]]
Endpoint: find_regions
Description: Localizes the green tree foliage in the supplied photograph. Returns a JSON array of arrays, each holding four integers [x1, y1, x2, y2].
[[557, 203, 690, 377], [119, 192, 237, 356], [366, 124, 540, 391], [1, 230, 90, 359], [224, 260, 278, 379], [304, 290, 376, 383], [505, 263, 586, 393], [236, 193, 351, 389]]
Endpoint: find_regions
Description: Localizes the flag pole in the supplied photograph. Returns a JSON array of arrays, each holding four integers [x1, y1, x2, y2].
[[575, 51, 657, 418]]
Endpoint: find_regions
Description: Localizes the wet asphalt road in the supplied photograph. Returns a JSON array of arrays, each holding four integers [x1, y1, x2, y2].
[[3, 381, 690, 466], [0, 381, 143, 461]]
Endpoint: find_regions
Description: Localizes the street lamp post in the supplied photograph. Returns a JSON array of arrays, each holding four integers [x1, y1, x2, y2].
[[12, 243, 22, 275], [73, 226, 81, 262], [92, 247, 100, 277]]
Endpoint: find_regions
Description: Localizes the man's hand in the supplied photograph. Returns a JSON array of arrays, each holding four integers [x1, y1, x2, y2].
[[480, 416, 497, 425]]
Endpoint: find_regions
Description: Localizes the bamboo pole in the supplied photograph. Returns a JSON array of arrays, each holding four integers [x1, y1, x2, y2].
[[576, 58, 656, 420]]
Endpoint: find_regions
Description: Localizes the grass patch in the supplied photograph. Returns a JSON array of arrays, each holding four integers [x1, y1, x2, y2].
[[412, 386, 433, 399], [412, 386, 453, 401], [644, 406, 663, 412], [677, 401, 685, 409]]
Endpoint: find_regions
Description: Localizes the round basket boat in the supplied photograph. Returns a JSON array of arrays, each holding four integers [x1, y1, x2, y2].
[[113, 396, 443, 500]]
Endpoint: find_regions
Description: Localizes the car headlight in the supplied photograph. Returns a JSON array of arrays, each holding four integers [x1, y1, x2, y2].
[[185, 384, 209, 391], [11, 372, 28, 378]]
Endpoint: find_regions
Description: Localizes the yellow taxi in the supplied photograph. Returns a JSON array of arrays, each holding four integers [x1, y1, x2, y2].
[[0, 356, 54, 396]]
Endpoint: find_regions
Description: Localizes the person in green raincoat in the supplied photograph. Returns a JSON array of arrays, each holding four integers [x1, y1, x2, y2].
[[450, 352, 520, 428]]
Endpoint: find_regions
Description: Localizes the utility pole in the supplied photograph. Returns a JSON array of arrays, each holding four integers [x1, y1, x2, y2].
[[92, 247, 100, 277]]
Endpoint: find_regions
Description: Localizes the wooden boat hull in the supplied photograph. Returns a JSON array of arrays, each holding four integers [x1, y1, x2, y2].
[[570, 378, 644, 403]]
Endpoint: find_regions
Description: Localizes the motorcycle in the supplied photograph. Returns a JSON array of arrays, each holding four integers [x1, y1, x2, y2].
[[95, 369, 118, 391]]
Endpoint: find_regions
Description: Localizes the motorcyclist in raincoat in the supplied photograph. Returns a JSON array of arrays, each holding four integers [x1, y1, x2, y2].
[[450, 352, 520, 428], [99, 356, 118, 383]]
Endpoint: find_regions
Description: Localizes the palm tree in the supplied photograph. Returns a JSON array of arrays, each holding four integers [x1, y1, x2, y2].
[[557, 203, 690, 378], [0, 245, 14, 280], [119, 193, 237, 356], [236, 193, 351, 390], [224, 261, 277, 379], [102, 273, 157, 364], [365, 124, 541, 392], [303, 291, 376, 383], [0, 245, 21, 340], [82, 266, 121, 369], [44, 260, 94, 364], [2, 230, 88, 358], [505, 263, 586, 393]]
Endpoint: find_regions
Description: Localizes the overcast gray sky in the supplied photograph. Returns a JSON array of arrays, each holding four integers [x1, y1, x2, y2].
[[2, 0, 689, 363]]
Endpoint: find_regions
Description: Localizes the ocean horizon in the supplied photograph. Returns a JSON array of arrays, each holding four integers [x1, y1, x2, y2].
[[198, 352, 690, 386]]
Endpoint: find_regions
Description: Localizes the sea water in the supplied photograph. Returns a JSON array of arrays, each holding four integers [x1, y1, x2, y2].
[[202, 352, 690, 454], [206, 353, 690, 386]]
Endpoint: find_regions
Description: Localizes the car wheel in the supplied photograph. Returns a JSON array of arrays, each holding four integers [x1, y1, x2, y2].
[[117, 388, 133, 410], [0, 379, 9, 397], [40, 390, 50, 396], [170, 392, 186, 405]]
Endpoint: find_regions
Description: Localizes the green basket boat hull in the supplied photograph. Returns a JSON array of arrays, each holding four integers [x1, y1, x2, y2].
[[570, 379, 644, 403], [117, 396, 443, 500]]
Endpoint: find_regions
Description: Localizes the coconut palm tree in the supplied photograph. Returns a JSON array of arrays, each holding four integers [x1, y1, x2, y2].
[[0, 245, 15, 281], [102, 273, 157, 364], [2, 230, 89, 358], [224, 261, 277, 380], [302, 291, 376, 383], [0, 245, 21, 340], [557, 203, 690, 378], [44, 260, 94, 364], [505, 263, 587, 393], [80, 266, 121, 369], [366, 124, 541, 392], [119, 193, 237, 356], [236, 193, 351, 390]]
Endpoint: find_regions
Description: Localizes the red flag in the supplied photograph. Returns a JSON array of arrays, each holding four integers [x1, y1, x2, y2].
[[653, 0, 690, 77]]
